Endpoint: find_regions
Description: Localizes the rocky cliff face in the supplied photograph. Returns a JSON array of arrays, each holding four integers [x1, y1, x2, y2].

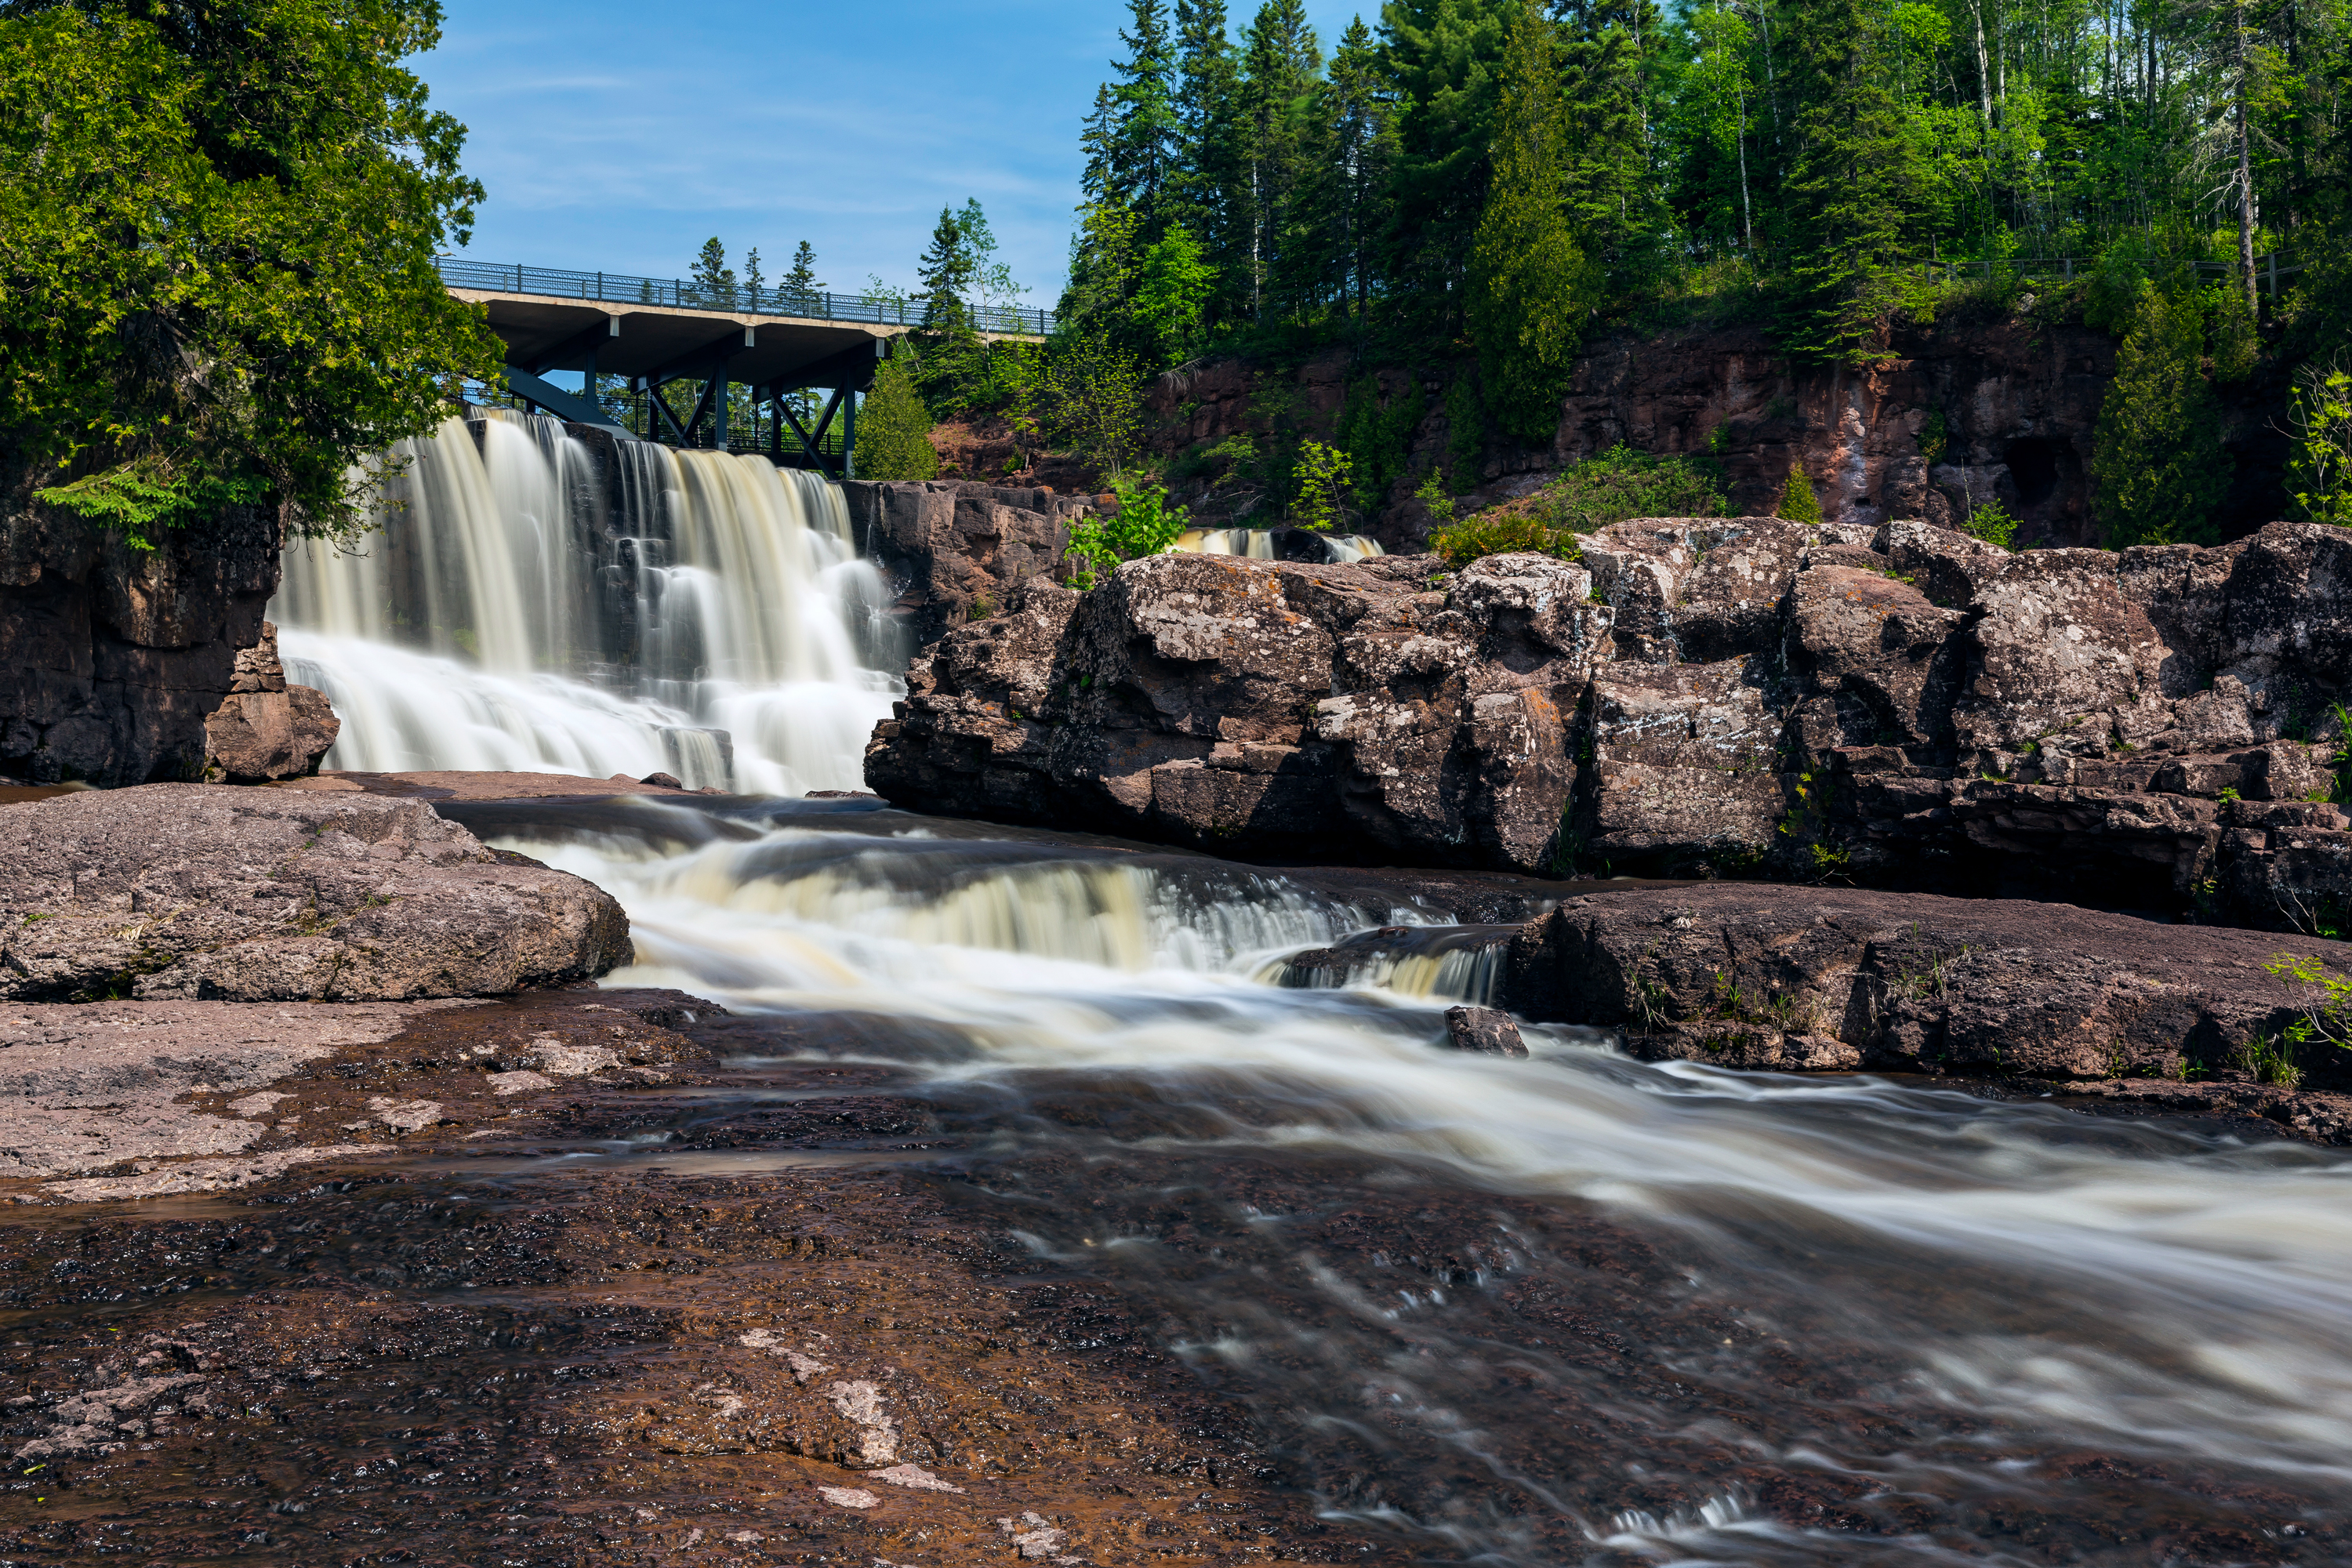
[[864, 517, 2352, 935], [0, 481, 280, 787], [844, 479, 1088, 649]]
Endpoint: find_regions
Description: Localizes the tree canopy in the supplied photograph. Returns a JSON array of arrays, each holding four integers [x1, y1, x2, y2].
[[1, 0, 503, 546]]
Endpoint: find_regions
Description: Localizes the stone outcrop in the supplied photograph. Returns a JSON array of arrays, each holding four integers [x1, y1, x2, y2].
[[0, 485, 279, 786], [1499, 883, 2352, 1091], [866, 516, 2351, 932], [202, 622, 341, 782], [844, 480, 1091, 648], [0, 785, 632, 1001]]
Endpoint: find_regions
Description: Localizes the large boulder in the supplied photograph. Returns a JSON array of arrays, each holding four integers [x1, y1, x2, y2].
[[203, 622, 341, 782], [1502, 883, 2352, 1082], [867, 515, 2352, 929], [0, 785, 631, 1002]]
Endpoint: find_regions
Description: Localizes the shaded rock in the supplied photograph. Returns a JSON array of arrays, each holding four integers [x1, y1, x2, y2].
[[1503, 884, 2352, 1082], [847, 479, 1092, 648], [0, 784, 632, 1002], [1444, 1004, 1526, 1057], [204, 626, 340, 782]]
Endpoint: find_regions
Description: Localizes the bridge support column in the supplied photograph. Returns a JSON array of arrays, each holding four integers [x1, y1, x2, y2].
[[843, 390, 857, 481], [711, 376, 728, 451]]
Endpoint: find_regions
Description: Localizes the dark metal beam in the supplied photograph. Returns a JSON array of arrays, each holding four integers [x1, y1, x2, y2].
[[500, 367, 630, 433], [757, 335, 884, 397], [643, 326, 756, 386], [775, 398, 836, 479], [524, 314, 621, 376]]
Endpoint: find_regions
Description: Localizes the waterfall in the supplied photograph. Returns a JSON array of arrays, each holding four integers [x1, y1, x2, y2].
[[272, 412, 898, 793], [1171, 528, 1387, 564]]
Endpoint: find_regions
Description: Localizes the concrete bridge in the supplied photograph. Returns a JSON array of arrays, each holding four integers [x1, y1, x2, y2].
[[441, 258, 1053, 477]]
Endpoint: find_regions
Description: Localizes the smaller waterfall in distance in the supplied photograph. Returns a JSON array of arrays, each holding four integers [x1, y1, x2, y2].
[[273, 411, 899, 794]]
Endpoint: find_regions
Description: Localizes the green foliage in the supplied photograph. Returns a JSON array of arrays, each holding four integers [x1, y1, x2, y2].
[[1778, 466, 1824, 524], [853, 358, 938, 481], [690, 238, 737, 307], [1444, 376, 1483, 492], [1290, 441, 1352, 531], [1960, 498, 2018, 550], [1528, 445, 1728, 532], [2267, 952, 2352, 1054], [1065, 474, 1189, 586], [1133, 222, 1217, 364], [1335, 377, 1424, 513], [2, 0, 504, 547], [1025, 332, 1145, 477], [1917, 409, 1948, 464], [1429, 511, 1584, 568], [2234, 1031, 2304, 1090], [2092, 284, 2227, 547], [1465, 1, 1596, 445], [2288, 361, 2352, 529], [1416, 470, 1457, 524]]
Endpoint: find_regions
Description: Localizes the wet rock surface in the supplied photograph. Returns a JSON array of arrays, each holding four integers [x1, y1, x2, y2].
[[0, 995, 2336, 1564], [868, 516, 2352, 931], [0, 785, 632, 1001], [1501, 881, 2352, 1091], [847, 479, 1091, 648]]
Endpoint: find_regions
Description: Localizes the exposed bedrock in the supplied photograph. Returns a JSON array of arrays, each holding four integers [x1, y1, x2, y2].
[[865, 515, 2352, 933], [0, 481, 279, 787], [0, 785, 632, 1002], [845, 479, 1087, 649], [1500, 884, 2352, 1096]]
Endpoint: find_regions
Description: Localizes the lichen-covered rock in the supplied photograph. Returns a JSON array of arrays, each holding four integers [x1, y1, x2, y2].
[[1503, 884, 2352, 1081], [0, 785, 631, 1001], [868, 516, 2352, 928]]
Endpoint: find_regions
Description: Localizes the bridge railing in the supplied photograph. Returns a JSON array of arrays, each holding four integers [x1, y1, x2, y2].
[[437, 256, 1054, 337]]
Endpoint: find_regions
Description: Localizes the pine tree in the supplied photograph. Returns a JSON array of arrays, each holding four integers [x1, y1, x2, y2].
[[1320, 17, 1394, 318], [742, 246, 764, 307], [1554, 0, 1670, 285], [786, 241, 822, 301], [914, 207, 984, 413], [1773, 0, 1919, 363], [1239, 0, 1322, 318], [855, 356, 939, 482], [1382, 0, 1515, 318], [2092, 285, 2227, 545], [1778, 463, 1823, 521], [1111, 0, 1181, 224], [1174, 0, 1249, 326], [1466, 0, 1595, 444], [688, 237, 735, 308]]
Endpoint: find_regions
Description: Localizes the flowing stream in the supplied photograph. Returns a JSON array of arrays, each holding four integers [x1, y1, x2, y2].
[[270, 421, 2352, 1562]]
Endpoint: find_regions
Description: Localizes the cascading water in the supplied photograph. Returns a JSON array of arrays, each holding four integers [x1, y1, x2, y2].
[[439, 789, 2352, 1565], [272, 411, 897, 792]]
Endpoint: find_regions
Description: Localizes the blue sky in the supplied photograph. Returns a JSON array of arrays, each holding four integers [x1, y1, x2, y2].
[[422, 1, 1372, 307]]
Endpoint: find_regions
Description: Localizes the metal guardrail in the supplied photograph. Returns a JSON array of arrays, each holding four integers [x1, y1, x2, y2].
[[438, 256, 1054, 337]]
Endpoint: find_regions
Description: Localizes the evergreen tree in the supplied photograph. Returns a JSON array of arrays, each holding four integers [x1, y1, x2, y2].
[[1240, 0, 1323, 318], [785, 241, 823, 303], [742, 246, 764, 307], [1111, 0, 1181, 224], [2092, 284, 2228, 545], [1174, 0, 1250, 325], [1380, 0, 1515, 318], [1773, 0, 1921, 363], [1553, 0, 1669, 285], [1298, 16, 1395, 319], [855, 356, 939, 481], [689, 237, 736, 308], [1134, 222, 1219, 361], [914, 207, 985, 413], [1466, 0, 1595, 443]]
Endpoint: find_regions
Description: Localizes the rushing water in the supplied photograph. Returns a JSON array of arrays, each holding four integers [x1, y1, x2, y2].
[[423, 789, 2352, 1565], [250, 418, 2352, 1560], [272, 412, 897, 793]]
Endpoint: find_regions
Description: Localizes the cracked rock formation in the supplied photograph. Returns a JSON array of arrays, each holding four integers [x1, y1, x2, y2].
[[866, 516, 2351, 931], [202, 621, 341, 782], [0, 785, 632, 1001]]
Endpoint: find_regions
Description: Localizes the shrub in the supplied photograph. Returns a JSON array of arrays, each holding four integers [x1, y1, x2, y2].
[[1779, 464, 1824, 522], [853, 358, 938, 481], [1539, 445, 1728, 532], [1960, 498, 2018, 550], [1291, 441, 1353, 532], [1064, 475, 1188, 587], [1429, 512, 1583, 568]]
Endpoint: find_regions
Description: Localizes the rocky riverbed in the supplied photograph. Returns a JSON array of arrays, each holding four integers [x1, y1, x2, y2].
[[5, 777, 2352, 1567]]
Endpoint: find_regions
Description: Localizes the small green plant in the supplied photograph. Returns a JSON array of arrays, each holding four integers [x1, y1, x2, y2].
[[1917, 408, 1948, 464], [1416, 470, 1457, 524], [2266, 951, 2352, 1053], [1063, 476, 1189, 588], [1960, 498, 2019, 550], [2218, 786, 2242, 803], [1809, 842, 1853, 881], [1428, 512, 1583, 568], [2235, 1032, 2304, 1089], [1291, 441, 1354, 532], [1778, 464, 1823, 523]]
